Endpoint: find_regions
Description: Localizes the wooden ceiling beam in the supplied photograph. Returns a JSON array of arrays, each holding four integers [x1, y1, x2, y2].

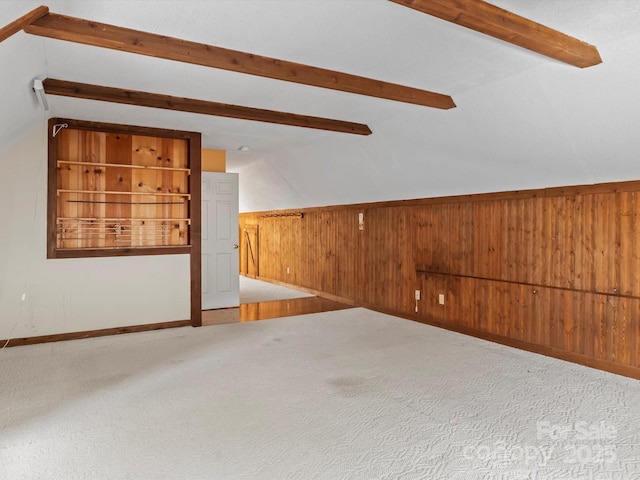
[[25, 12, 455, 110], [389, 0, 602, 68], [42, 78, 373, 136], [0, 5, 49, 43]]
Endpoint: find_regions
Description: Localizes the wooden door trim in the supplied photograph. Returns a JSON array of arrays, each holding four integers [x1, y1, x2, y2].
[[189, 134, 202, 326]]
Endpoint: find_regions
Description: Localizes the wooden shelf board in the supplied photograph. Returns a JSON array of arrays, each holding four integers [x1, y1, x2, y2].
[[57, 189, 190, 198], [57, 217, 190, 223], [57, 159, 190, 173], [56, 245, 191, 251]]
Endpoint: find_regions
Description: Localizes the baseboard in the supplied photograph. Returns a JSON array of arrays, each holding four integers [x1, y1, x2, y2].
[[1, 319, 192, 348]]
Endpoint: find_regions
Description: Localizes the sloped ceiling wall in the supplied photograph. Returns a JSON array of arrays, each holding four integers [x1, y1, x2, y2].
[[1, 1, 640, 212]]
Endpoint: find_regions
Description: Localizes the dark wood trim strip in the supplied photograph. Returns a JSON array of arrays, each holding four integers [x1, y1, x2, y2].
[[43, 79, 372, 136], [389, 0, 601, 68], [46, 118, 58, 259], [25, 12, 455, 110], [1, 320, 191, 348], [51, 117, 196, 140], [416, 269, 640, 300], [0, 5, 49, 43], [189, 133, 202, 327]]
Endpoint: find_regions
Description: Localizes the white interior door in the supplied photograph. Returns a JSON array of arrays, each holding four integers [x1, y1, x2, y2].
[[201, 172, 239, 310]]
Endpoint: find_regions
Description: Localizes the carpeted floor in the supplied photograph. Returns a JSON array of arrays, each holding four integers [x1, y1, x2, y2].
[[1, 308, 639, 480], [240, 275, 313, 304]]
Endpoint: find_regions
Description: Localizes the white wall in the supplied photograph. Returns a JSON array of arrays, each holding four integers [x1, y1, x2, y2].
[[0, 124, 191, 340]]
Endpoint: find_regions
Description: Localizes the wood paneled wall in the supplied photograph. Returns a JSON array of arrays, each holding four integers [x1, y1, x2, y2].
[[240, 181, 640, 378]]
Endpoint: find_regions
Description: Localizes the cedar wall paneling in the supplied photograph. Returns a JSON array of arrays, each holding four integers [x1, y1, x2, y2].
[[239, 182, 640, 378]]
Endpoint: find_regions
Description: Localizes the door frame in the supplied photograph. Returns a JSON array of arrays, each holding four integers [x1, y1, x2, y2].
[[190, 146, 202, 327]]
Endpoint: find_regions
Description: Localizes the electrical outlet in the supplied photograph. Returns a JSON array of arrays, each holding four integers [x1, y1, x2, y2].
[[286, 267, 290, 274], [415, 290, 421, 301], [438, 293, 445, 305]]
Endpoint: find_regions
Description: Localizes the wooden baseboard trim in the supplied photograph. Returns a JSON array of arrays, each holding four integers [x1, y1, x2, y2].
[[1, 319, 192, 348], [252, 276, 640, 380]]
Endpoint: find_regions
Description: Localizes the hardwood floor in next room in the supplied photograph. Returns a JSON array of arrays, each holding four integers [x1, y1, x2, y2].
[[202, 296, 354, 326], [202, 276, 354, 326]]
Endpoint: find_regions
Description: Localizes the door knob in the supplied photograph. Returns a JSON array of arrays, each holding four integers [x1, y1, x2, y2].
[[233, 244, 239, 249]]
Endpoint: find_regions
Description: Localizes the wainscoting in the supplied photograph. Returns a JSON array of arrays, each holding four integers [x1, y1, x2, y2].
[[240, 180, 640, 378]]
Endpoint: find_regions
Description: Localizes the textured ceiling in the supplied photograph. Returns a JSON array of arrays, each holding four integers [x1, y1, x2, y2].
[[1, 1, 640, 211]]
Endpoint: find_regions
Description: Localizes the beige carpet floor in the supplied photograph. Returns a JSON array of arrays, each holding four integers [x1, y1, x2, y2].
[[1, 308, 639, 480]]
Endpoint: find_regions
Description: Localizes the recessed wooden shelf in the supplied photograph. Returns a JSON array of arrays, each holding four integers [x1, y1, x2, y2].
[[51, 122, 192, 252]]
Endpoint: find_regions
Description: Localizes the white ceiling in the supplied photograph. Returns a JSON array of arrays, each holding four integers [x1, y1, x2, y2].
[[1, 0, 640, 211]]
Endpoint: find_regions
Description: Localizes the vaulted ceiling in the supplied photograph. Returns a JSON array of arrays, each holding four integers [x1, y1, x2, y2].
[[2, 1, 640, 212]]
